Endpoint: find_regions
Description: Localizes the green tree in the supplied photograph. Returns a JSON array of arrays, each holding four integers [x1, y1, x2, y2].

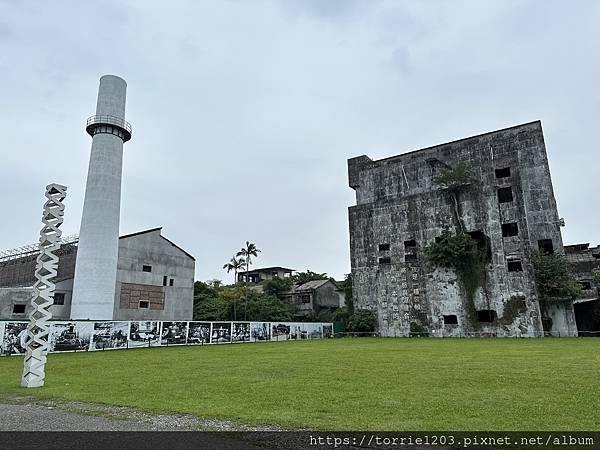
[[593, 268, 600, 295], [532, 251, 581, 300], [433, 161, 476, 232], [335, 274, 354, 314], [292, 270, 329, 285], [237, 241, 261, 321], [347, 309, 377, 333], [222, 255, 245, 320], [262, 276, 293, 298]]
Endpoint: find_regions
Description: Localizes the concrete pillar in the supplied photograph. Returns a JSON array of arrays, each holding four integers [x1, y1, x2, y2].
[[71, 75, 132, 320]]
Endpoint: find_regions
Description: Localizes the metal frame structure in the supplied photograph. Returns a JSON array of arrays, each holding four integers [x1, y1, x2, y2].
[[21, 183, 67, 388]]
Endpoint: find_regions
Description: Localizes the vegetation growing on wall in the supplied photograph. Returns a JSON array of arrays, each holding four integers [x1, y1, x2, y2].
[[499, 295, 527, 325], [347, 309, 377, 333], [425, 228, 491, 327], [531, 251, 581, 300], [433, 161, 476, 232]]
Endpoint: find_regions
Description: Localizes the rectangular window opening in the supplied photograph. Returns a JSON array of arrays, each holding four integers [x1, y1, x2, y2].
[[495, 167, 511, 178], [538, 239, 554, 254], [404, 239, 417, 248], [501, 222, 519, 238], [476, 310, 497, 323], [378, 243, 390, 251], [163, 276, 168, 286], [404, 254, 418, 263], [443, 315, 458, 325], [579, 281, 592, 290], [142, 265, 152, 273], [497, 187, 513, 203], [507, 259, 523, 272], [12, 304, 26, 314], [139, 301, 149, 309], [53, 293, 65, 305], [378, 257, 391, 265], [169, 278, 174, 287]]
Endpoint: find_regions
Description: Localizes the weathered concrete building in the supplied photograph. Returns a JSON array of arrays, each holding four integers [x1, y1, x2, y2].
[[565, 243, 600, 335], [282, 279, 346, 316], [238, 266, 294, 284], [0, 228, 194, 321], [348, 121, 577, 337]]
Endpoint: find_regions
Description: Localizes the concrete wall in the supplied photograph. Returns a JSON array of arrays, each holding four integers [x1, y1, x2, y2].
[[348, 121, 571, 337], [113, 230, 194, 320]]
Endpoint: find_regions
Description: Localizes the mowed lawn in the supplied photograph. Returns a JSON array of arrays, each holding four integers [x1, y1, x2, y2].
[[1, 338, 599, 430]]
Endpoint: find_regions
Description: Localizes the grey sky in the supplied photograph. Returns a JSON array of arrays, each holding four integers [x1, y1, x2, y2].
[[1, 0, 598, 282]]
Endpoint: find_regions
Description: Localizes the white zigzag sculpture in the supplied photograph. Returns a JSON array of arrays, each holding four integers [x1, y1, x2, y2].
[[21, 183, 67, 388]]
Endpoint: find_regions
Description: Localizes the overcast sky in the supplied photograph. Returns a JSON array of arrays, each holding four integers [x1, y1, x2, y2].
[[1, 0, 598, 282]]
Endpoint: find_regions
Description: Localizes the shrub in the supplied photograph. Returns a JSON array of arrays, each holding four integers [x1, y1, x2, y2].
[[347, 309, 377, 333]]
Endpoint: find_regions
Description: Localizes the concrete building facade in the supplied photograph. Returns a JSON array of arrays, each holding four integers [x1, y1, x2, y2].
[[0, 228, 194, 321], [282, 279, 346, 316], [348, 121, 577, 337]]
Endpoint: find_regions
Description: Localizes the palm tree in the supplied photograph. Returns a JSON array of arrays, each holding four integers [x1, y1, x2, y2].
[[237, 241, 261, 320], [223, 255, 245, 320]]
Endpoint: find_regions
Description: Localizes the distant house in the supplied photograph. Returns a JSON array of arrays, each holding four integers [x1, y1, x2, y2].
[[237, 266, 294, 284], [282, 280, 346, 316]]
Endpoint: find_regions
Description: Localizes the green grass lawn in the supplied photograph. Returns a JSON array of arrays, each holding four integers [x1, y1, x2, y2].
[[1, 338, 599, 430]]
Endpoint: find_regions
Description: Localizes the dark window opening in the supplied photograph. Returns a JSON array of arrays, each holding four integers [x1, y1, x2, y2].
[[142, 265, 152, 273], [139, 301, 149, 309], [12, 304, 26, 314], [579, 281, 592, 290], [169, 278, 174, 287], [495, 167, 511, 178], [378, 243, 390, 251], [435, 236, 443, 243], [404, 239, 417, 248], [507, 260, 523, 272], [497, 187, 513, 203], [592, 253, 600, 259], [53, 293, 65, 305], [477, 310, 497, 323], [163, 276, 168, 286], [300, 294, 311, 304], [501, 222, 519, 237], [538, 239, 554, 254], [443, 315, 458, 325], [378, 257, 391, 264], [404, 254, 418, 263]]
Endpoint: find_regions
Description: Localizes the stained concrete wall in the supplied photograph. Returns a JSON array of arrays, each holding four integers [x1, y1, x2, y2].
[[113, 229, 195, 321], [348, 121, 576, 337]]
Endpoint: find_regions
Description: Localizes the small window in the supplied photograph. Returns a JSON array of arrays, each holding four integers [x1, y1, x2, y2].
[[404, 254, 418, 263], [378, 257, 391, 264], [142, 265, 152, 273], [139, 301, 149, 309], [497, 187, 513, 203], [12, 304, 26, 314], [378, 243, 390, 251], [443, 315, 458, 325], [501, 222, 519, 237], [169, 278, 174, 287], [507, 260, 523, 272], [163, 276, 168, 286], [495, 167, 511, 178], [53, 293, 65, 305], [404, 239, 417, 248], [477, 310, 497, 322], [579, 281, 592, 290], [300, 294, 311, 304], [538, 239, 554, 255]]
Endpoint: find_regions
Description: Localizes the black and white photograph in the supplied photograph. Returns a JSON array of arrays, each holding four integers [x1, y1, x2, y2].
[[271, 323, 291, 341], [250, 322, 270, 342], [160, 321, 188, 345], [322, 324, 333, 339], [187, 322, 210, 345], [1, 322, 28, 355], [49, 322, 92, 352], [306, 323, 323, 340], [289, 324, 307, 340], [129, 321, 161, 347], [232, 322, 250, 342], [211, 322, 231, 343], [90, 322, 129, 351]]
